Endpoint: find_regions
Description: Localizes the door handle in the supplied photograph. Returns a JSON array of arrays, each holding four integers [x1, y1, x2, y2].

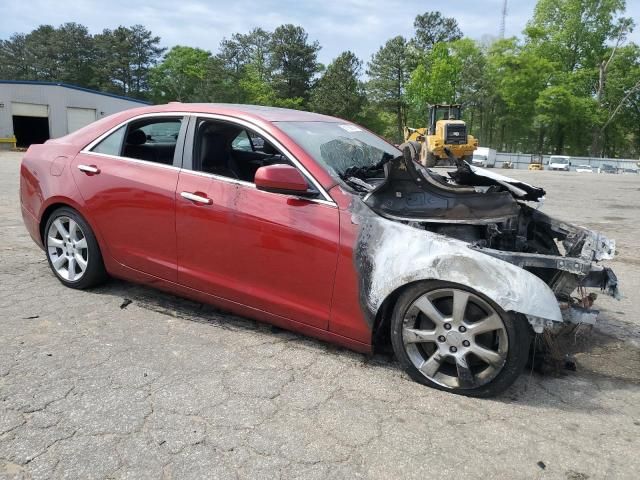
[[78, 164, 100, 174], [181, 191, 213, 205]]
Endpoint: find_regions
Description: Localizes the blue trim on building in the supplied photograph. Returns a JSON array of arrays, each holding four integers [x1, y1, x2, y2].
[[0, 80, 151, 105]]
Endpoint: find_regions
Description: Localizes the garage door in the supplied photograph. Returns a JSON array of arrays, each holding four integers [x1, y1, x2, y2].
[[12, 102, 48, 117], [67, 107, 96, 133]]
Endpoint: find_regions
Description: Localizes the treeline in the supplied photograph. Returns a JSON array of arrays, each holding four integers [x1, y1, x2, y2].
[[0, 24, 163, 98], [0, 0, 639, 158]]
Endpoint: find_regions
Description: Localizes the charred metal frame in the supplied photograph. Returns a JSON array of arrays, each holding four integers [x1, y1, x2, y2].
[[355, 143, 620, 335]]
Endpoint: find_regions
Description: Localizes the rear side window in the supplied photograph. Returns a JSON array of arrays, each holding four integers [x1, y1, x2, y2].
[[90, 117, 184, 166], [91, 126, 126, 156], [122, 118, 183, 165]]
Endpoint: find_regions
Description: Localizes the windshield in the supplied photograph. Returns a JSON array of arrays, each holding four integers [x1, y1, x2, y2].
[[433, 106, 461, 121], [550, 156, 569, 164], [274, 121, 400, 180]]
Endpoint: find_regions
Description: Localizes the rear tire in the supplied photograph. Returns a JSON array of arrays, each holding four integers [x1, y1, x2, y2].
[[390, 281, 531, 398], [44, 207, 108, 289]]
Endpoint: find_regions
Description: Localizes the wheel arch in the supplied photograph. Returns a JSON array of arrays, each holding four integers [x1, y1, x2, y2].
[[372, 280, 421, 351], [369, 252, 562, 351], [39, 198, 84, 243], [372, 278, 537, 352], [40, 202, 72, 244], [38, 199, 109, 260]]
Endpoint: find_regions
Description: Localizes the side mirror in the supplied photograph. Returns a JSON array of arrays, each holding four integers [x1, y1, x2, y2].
[[255, 164, 312, 196]]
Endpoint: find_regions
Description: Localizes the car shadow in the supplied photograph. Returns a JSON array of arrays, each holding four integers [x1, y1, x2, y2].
[[90, 278, 640, 411]]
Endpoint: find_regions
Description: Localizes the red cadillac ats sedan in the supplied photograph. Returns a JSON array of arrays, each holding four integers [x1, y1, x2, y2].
[[20, 104, 619, 397]]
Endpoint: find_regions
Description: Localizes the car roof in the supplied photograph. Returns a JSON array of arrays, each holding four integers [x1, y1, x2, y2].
[[54, 102, 347, 151], [133, 103, 344, 123]]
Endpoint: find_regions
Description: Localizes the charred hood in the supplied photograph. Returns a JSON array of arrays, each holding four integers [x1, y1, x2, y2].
[[362, 143, 545, 223]]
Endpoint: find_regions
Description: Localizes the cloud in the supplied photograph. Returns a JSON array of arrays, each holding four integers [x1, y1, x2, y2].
[[1, 0, 638, 66]]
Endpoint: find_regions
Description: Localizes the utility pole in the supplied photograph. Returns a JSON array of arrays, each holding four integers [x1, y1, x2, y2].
[[499, 0, 508, 38]]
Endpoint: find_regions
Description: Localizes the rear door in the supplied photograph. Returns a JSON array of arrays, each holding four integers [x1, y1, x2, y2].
[[72, 114, 187, 281]]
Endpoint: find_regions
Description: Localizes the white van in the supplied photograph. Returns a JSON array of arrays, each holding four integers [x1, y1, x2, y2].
[[549, 155, 571, 171], [471, 147, 497, 167]]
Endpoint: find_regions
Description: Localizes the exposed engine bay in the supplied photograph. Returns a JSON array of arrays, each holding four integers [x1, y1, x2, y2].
[[343, 141, 620, 335]]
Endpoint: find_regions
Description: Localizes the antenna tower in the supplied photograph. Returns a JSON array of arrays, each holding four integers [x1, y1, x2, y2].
[[499, 0, 508, 38]]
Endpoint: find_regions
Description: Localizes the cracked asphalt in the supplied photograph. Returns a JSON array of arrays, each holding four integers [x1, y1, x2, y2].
[[1, 151, 639, 479]]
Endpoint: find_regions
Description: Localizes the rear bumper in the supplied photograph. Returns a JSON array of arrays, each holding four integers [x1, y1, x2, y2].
[[21, 204, 43, 250]]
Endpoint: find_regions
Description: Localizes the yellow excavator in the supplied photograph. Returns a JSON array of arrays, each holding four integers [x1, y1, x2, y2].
[[404, 104, 478, 167]]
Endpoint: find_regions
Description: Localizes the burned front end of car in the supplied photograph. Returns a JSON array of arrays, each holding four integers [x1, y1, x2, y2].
[[348, 142, 620, 338], [467, 206, 619, 332]]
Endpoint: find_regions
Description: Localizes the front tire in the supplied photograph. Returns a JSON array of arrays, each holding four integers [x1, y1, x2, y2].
[[390, 281, 531, 398], [424, 151, 438, 168], [44, 207, 108, 289]]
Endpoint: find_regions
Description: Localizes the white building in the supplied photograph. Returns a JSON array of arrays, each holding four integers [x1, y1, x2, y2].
[[0, 80, 148, 148]]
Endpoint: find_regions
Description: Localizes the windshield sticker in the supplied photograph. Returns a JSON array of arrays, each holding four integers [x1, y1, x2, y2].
[[339, 124, 363, 133]]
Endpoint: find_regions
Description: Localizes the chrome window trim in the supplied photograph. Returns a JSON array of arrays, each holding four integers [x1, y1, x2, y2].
[[81, 112, 191, 152], [194, 113, 334, 205], [81, 151, 183, 172], [179, 165, 255, 186], [177, 168, 337, 207], [80, 111, 337, 206]]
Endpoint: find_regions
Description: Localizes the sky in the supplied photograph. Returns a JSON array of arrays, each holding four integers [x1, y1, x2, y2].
[[1, 0, 639, 65]]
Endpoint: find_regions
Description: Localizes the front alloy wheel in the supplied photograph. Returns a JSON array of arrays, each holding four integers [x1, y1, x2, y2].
[[391, 281, 530, 397]]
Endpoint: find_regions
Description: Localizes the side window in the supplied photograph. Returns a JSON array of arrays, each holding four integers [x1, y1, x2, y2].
[[194, 119, 291, 183], [91, 126, 126, 156], [122, 117, 183, 165], [248, 131, 265, 152], [231, 130, 253, 152]]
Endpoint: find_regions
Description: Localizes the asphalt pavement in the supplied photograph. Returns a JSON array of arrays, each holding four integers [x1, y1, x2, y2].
[[1, 152, 639, 479]]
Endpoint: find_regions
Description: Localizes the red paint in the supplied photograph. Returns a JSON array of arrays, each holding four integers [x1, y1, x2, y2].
[[19, 104, 375, 353], [71, 153, 180, 281], [254, 164, 309, 193]]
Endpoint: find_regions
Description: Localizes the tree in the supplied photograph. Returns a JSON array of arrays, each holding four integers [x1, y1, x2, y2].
[[239, 64, 304, 108], [0, 26, 65, 82], [406, 43, 460, 110], [0, 33, 29, 80], [218, 28, 272, 82], [485, 39, 555, 152], [311, 51, 365, 121], [150, 46, 212, 102], [596, 43, 640, 156], [525, 0, 634, 155], [367, 36, 411, 141], [269, 24, 321, 101], [20, 25, 62, 81], [0, 23, 166, 98], [590, 17, 636, 155], [406, 39, 487, 131], [52, 23, 96, 87], [94, 25, 164, 97], [413, 12, 463, 52], [0, 23, 96, 87], [534, 85, 597, 154], [526, 0, 631, 73]]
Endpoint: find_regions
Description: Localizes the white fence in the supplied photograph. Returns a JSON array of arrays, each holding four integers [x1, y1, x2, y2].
[[494, 152, 639, 172]]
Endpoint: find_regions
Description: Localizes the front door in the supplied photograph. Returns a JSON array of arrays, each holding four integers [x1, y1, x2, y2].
[[175, 117, 339, 329], [72, 115, 186, 281]]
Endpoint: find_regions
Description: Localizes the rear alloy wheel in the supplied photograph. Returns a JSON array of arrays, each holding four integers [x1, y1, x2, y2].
[[391, 281, 530, 397], [44, 207, 107, 289]]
